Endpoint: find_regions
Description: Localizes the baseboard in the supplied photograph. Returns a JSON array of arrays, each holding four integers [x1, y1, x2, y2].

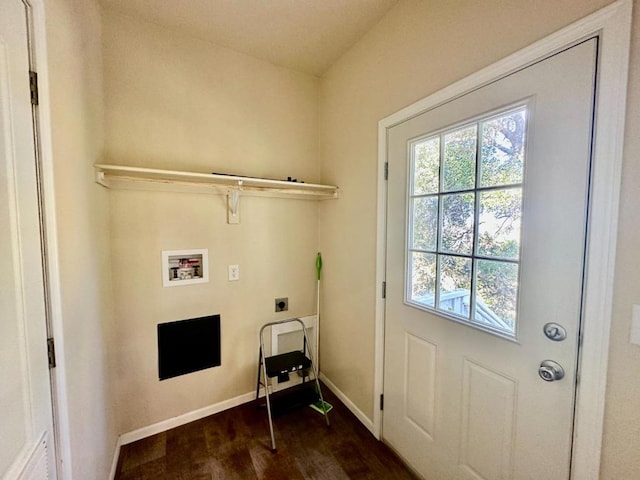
[[114, 376, 375, 464], [108, 437, 121, 480], [319, 373, 375, 435], [119, 390, 257, 446]]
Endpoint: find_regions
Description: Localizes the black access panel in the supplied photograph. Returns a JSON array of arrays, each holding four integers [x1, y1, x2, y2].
[[157, 314, 221, 380]]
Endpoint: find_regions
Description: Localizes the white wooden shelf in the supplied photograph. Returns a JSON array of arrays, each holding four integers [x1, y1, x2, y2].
[[95, 164, 338, 199], [94, 164, 339, 223]]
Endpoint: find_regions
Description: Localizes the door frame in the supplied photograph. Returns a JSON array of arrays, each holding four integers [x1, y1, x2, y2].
[[374, 1, 632, 478], [24, 1, 73, 478]]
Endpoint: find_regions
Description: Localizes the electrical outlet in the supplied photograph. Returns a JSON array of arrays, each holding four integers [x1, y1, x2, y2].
[[228, 264, 240, 281], [275, 297, 288, 312]]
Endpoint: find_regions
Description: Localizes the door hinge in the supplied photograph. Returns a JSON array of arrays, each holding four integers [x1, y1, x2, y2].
[[47, 338, 56, 369], [29, 71, 39, 106], [380, 394, 384, 411], [384, 162, 389, 180], [382, 281, 386, 299]]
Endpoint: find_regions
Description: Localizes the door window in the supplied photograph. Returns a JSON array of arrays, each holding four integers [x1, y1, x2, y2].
[[407, 106, 527, 336]]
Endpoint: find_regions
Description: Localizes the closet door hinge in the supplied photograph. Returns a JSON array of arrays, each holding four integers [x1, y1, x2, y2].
[[382, 281, 386, 299], [384, 162, 389, 180], [29, 71, 39, 106], [380, 394, 384, 411], [47, 338, 56, 369]]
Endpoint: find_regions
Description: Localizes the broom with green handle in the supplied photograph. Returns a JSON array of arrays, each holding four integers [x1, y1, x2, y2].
[[310, 252, 333, 416], [315, 252, 322, 370]]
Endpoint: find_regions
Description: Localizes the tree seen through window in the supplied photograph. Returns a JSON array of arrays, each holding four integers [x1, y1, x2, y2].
[[408, 107, 526, 335]]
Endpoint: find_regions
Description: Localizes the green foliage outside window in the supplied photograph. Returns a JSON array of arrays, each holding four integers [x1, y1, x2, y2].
[[409, 108, 526, 333]]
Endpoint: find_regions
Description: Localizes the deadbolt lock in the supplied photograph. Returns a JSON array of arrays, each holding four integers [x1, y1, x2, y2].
[[543, 322, 567, 341]]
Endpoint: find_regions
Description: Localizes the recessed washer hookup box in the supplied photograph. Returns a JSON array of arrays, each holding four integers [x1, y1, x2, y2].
[[157, 314, 221, 380]]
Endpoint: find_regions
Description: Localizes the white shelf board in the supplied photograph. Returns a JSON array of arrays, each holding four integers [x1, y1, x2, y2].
[[94, 164, 339, 200]]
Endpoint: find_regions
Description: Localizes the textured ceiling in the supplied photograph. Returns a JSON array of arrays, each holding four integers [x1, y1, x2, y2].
[[99, 0, 400, 76]]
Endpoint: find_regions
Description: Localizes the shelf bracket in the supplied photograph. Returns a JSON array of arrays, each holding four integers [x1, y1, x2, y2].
[[227, 181, 242, 224], [95, 170, 108, 188]]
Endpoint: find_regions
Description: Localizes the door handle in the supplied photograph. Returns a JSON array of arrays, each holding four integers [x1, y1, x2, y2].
[[538, 360, 565, 382]]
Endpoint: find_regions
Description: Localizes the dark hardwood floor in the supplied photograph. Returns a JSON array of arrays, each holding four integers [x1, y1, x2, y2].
[[115, 383, 417, 479]]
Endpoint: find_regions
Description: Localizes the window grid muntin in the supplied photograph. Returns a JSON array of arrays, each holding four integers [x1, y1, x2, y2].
[[407, 106, 527, 337], [469, 120, 483, 328]]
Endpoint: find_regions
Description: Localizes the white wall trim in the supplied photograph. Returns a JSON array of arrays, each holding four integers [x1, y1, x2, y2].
[[374, 1, 632, 478], [118, 390, 258, 446], [108, 437, 121, 480], [570, 1, 632, 477], [26, 1, 73, 479], [319, 373, 375, 435], [374, 97, 388, 442]]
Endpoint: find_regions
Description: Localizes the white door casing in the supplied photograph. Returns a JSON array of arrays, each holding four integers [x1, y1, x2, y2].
[[374, 1, 632, 478], [384, 39, 595, 479], [1, 0, 55, 478]]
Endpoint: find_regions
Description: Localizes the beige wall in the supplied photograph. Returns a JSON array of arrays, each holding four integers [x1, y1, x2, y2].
[[101, 11, 322, 433], [45, 0, 118, 478], [44, 0, 640, 475], [102, 11, 319, 180], [319, 0, 639, 476]]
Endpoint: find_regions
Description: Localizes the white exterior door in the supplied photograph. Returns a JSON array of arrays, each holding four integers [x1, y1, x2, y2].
[[383, 39, 597, 480], [1, 1, 56, 478]]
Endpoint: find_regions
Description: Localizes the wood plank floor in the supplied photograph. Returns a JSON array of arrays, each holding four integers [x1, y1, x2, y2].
[[115, 383, 417, 479]]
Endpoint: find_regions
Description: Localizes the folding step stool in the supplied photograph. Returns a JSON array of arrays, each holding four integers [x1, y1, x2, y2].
[[255, 318, 330, 451]]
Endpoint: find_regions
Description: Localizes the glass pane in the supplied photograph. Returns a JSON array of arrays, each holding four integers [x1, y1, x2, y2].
[[413, 137, 440, 195], [480, 109, 526, 187], [443, 125, 477, 192], [409, 252, 437, 307], [475, 259, 519, 334], [411, 196, 438, 250], [441, 192, 475, 255], [438, 255, 472, 319], [477, 188, 522, 260]]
